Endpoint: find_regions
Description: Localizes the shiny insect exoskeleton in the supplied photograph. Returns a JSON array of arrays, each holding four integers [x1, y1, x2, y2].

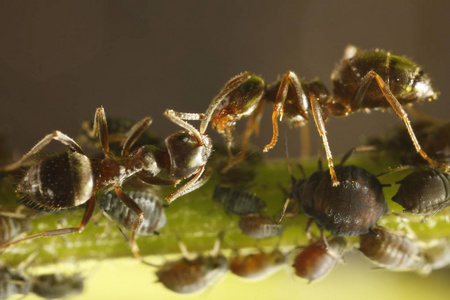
[[213, 185, 266, 216], [0, 107, 212, 259], [31, 272, 85, 299], [238, 214, 284, 239], [0, 210, 31, 244], [99, 188, 167, 236], [205, 46, 448, 183], [229, 246, 286, 281], [289, 163, 388, 240], [359, 227, 425, 271], [0, 262, 31, 300], [292, 236, 347, 282], [151, 233, 228, 294], [392, 169, 450, 216]]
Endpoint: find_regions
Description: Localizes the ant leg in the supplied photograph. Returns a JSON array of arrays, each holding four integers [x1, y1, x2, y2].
[[121, 117, 152, 157], [137, 173, 179, 186], [114, 186, 144, 259], [339, 145, 377, 166], [0, 131, 83, 172], [309, 94, 339, 186], [359, 71, 450, 172], [92, 107, 111, 156], [163, 110, 204, 143], [264, 71, 307, 152], [165, 166, 211, 203], [0, 196, 96, 250], [200, 72, 253, 134]]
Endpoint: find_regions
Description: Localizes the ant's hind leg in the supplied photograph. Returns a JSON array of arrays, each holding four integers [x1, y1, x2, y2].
[[0, 131, 84, 172], [0, 196, 96, 250], [360, 71, 450, 172]]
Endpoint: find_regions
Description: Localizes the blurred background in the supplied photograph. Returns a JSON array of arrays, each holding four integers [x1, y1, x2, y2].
[[1, 1, 450, 299], [0, 0, 449, 159]]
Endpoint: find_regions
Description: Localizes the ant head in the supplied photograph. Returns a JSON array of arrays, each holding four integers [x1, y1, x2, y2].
[[211, 73, 265, 131], [165, 131, 212, 179]]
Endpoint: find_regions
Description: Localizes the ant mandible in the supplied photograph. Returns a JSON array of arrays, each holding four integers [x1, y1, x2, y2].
[[206, 46, 448, 184], [0, 107, 212, 258]]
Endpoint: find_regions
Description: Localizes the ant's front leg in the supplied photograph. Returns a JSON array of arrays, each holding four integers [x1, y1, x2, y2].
[[92, 107, 112, 156], [163, 110, 205, 143], [0, 131, 84, 172], [165, 166, 211, 203], [121, 116, 152, 157], [355, 70, 450, 172]]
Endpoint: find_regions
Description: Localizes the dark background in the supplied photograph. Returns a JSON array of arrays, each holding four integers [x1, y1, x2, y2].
[[0, 0, 449, 159]]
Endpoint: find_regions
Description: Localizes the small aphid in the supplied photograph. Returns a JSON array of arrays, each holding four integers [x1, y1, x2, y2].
[[0, 262, 31, 300], [292, 236, 347, 282], [152, 233, 228, 294], [213, 185, 266, 216], [238, 214, 284, 239], [229, 247, 286, 281], [291, 165, 388, 237], [0, 211, 31, 244], [99, 188, 166, 236], [420, 238, 450, 274], [31, 273, 84, 299], [392, 169, 450, 216], [359, 227, 425, 271]]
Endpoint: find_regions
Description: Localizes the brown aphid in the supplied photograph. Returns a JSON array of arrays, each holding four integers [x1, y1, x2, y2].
[[0, 262, 32, 300], [0, 107, 212, 260], [154, 234, 228, 294], [238, 214, 284, 239], [213, 185, 266, 216], [229, 247, 286, 281], [291, 165, 388, 237], [31, 273, 85, 299], [392, 169, 450, 216], [293, 236, 347, 282], [359, 227, 425, 271]]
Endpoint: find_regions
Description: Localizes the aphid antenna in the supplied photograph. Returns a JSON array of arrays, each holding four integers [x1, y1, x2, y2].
[[210, 231, 225, 257]]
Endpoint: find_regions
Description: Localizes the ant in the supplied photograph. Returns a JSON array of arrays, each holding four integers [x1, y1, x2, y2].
[[204, 45, 448, 184], [0, 107, 212, 259]]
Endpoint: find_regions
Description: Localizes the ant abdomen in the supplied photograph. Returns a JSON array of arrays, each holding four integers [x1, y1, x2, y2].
[[295, 166, 388, 236], [99, 189, 166, 236], [292, 236, 347, 282], [392, 169, 450, 215], [359, 227, 425, 271], [17, 152, 94, 211]]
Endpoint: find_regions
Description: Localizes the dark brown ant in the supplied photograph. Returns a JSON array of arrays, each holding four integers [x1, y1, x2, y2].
[[292, 236, 347, 282], [284, 148, 388, 245], [359, 227, 425, 272], [238, 214, 284, 239], [392, 168, 450, 216], [213, 185, 266, 216], [204, 46, 448, 183], [228, 245, 286, 281], [147, 232, 228, 294], [0, 107, 212, 259]]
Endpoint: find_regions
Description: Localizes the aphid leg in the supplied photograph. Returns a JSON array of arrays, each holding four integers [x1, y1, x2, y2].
[[200, 72, 253, 134], [309, 94, 339, 185], [319, 228, 329, 249], [121, 116, 153, 157], [114, 186, 144, 259], [93, 107, 111, 156], [305, 218, 314, 242], [278, 197, 291, 224], [175, 233, 198, 261], [264, 71, 305, 152], [165, 166, 210, 203], [164, 110, 204, 143], [0, 196, 96, 250], [0, 131, 83, 172], [210, 231, 225, 257], [358, 71, 450, 172], [101, 211, 129, 242]]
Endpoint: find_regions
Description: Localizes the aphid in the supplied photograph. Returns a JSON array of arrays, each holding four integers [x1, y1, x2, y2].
[[0, 262, 31, 300], [392, 168, 450, 216], [213, 185, 266, 216], [288, 155, 388, 239], [151, 233, 228, 294], [31, 272, 85, 299], [292, 236, 347, 282], [0, 210, 31, 244], [99, 188, 167, 236], [359, 227, 425, 271], [0, 107, 212, 259], [228, 246, 286, 280], [420, 238, 450, 274], [238, 214, 284, 239], [206, 46, 448, 184]]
